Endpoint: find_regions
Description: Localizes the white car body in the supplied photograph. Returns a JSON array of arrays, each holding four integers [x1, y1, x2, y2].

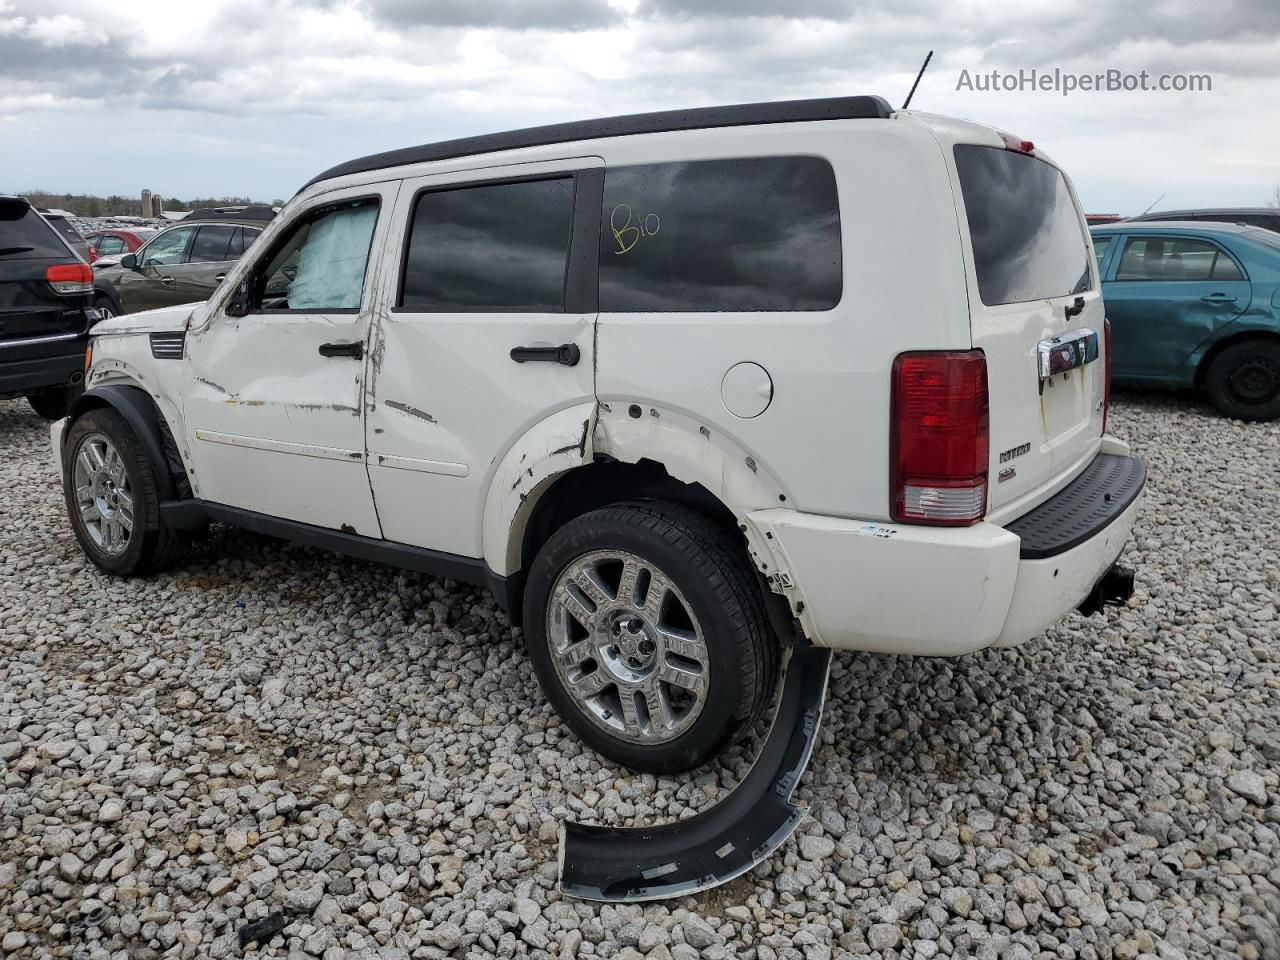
[[53, 98, 1140, 655]]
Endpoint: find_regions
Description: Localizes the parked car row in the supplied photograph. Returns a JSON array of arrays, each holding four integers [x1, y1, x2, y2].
[[91, 206, 273, 317]]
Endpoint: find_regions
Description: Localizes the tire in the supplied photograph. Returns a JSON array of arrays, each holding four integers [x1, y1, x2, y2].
[[62, 408, 182, 575], [93, 296, 117, 321], [28, 388, 74, 421], [523, 501, 778, 774], [1204, 339, 1280, 421]]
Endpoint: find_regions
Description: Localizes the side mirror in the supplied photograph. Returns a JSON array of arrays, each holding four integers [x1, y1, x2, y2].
[[224, 279, 252, 318], [120, 253, 138, 270]]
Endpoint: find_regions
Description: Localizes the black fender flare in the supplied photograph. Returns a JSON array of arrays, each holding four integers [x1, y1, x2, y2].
[[559, 640, 833, 901], [66, 384, 176, 502]]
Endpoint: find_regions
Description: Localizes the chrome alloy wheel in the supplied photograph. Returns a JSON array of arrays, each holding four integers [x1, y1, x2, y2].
[[547, 549, 710, 744], [73, 433, 134, 557]]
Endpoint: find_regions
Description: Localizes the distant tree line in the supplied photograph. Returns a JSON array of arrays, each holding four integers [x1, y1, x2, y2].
[[11, 191, 285, 216]]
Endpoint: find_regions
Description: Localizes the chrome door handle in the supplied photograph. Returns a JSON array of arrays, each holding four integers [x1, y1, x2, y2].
[[1200, 293, 1237, 303], [214, 273, 226, 283], [160, 276, 174, 284]]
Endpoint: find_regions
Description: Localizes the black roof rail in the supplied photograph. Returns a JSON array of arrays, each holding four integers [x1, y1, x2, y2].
[[303, 95, 894, 190], [186, 206, 277, 223]]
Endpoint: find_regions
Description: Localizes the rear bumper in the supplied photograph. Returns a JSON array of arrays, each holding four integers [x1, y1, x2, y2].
[[0, 349, 86, 399], [746, 444, 1146, 656]]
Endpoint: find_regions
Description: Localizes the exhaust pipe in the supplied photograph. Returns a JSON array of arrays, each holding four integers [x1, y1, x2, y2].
[[1078, 563, 1135, 617]]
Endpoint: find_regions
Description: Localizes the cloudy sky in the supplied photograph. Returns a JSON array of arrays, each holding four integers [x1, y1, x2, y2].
[[2, 0, 1277, 214]]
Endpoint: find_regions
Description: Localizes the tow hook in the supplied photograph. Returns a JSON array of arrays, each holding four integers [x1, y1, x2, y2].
[[559, 640, 833, 902], [1077, 563, 1136, 617]]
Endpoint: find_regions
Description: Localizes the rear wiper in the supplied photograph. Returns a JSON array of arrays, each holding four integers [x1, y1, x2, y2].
[[0, 246, 35, 255]]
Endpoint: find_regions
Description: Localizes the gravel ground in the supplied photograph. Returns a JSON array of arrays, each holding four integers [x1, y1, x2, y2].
[[1, 392, 1277, 960]]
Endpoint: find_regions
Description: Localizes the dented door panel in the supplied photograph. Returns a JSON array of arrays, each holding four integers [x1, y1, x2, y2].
[[365, 158, 603, 558]]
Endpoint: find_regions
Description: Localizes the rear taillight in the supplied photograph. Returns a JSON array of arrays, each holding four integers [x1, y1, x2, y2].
[[891, 350, 989, 526], [46, 263, 94, 295], [1102, 317, 1112, 434]]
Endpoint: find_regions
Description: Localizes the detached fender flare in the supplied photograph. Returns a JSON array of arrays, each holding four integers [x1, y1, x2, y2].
[[66, 384, 176, 502]]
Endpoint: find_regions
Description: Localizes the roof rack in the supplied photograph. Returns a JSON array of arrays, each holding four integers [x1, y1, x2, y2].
[[186, 206, 278, 223], [304, 95, 893, 190]]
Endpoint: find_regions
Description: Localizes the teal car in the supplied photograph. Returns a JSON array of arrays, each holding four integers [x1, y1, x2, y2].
[[1092, 221, 1280, 420]]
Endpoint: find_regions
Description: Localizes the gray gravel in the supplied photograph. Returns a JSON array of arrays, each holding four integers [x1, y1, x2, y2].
[[1, 391, 1277, 960]]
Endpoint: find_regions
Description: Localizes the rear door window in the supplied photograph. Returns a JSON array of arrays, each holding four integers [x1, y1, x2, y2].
[[953, 145, 1091, 305], [399, 177, 575, 311], [598, 156, 841, 312], [0, 201, 68, 259], [95, 235, 127, 255], [188, 225, 238, 263], [1115, 237, 1243, 282], [1092, 236, 1113, 264]]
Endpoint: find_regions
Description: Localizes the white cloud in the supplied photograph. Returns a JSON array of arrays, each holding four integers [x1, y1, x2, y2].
[[0, 0, 1276, 211]]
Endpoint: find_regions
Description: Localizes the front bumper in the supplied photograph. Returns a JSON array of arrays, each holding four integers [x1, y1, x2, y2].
[[747, 445, 1146, 656]]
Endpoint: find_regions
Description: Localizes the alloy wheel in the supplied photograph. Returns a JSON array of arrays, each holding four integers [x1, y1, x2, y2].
[[547, 549, 710, 744], [73, 433, 134, 557]]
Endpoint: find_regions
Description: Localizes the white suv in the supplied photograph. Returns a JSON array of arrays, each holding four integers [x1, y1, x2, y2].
[[52, 96, 1144, 775]]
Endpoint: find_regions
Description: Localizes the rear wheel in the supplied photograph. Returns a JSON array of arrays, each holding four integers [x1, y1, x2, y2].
[[523, 501, 778, 774], [62, 408, 182, 575], [28, 388, 74, 421], [1204, 339, 1280, 421]]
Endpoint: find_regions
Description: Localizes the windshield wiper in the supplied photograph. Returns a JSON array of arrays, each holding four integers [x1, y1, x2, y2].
[[0, 246, 36, 255]]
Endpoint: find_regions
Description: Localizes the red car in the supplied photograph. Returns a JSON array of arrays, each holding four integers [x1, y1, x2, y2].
[[84, 228, 158, 262]]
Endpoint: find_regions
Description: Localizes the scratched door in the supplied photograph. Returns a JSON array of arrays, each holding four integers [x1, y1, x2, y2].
[[181, 184, 398, 536], [364, 157, 602, 558]]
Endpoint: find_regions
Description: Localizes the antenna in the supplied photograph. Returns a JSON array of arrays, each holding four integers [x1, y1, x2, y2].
[[902, 50, 933, 110], [1139, 193, 1165, 216]]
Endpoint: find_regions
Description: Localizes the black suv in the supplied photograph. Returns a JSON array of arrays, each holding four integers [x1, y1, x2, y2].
[[1, 196, 97, 419]]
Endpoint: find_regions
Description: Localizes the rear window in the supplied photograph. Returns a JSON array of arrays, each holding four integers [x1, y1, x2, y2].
[[599, 157, 842, 312], [954, 145, 1091, 306], [0, 201, 70, 259]]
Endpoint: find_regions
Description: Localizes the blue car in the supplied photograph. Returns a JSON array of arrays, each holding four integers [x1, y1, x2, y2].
[[1091, 220, 1280, 420]]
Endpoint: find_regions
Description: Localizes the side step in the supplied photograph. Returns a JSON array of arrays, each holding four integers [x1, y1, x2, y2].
[[559, 641, 833, 902]]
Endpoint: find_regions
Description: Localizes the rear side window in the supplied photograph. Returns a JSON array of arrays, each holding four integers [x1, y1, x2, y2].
[[94, 235, 126, 255], [954, 145, 1091, 306], [599, 157, 841, 312], [400, 178, 574, 311], [1115, 237, 1244, 282], [0, 202, 67, 259], [45, 217, 84, 248], [189, 225, 238, 263]]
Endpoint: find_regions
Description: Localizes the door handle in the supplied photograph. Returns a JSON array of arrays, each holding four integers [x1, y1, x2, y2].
[[510, 343, 581, 366], [318, 341, 364, 359], [214, 273, 226, 283], [1064, 296, 1086, 319], [1200, 293, 1238, 304], [160, 276, 174, 284]]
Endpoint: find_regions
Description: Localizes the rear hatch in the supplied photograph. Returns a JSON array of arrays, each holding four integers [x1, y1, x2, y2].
[[1, 199, 92, 345], [946, 137, 1105, 516]]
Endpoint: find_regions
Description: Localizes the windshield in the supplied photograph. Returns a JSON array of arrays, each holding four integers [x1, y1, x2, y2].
[[954, 145, 1092, 306]]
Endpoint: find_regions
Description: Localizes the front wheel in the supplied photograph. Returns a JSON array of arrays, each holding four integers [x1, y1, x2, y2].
[[1204, 339, 1280, 421], [62, 408, 182, 575], [523, 502, 778, 774]]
